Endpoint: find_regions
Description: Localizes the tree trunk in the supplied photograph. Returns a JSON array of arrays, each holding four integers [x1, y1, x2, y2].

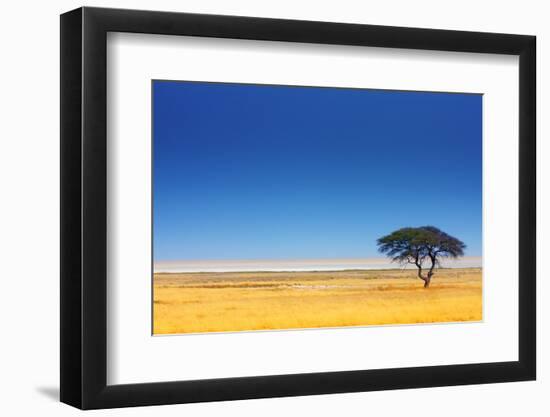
[[415, 266, 433, 288], [415, 256, 435, 289], [416, 267, 430, 288], [424, 254, 436, 289]]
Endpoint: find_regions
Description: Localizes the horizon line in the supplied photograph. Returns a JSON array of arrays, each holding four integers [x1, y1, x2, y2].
[[154, 256, 483, 273]]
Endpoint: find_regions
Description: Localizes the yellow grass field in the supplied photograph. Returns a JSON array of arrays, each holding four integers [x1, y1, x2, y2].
[[153, 268, 482, 334]]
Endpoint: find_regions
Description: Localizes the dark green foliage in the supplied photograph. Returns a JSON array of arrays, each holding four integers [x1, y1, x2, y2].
[[377, 226, 466, 287]]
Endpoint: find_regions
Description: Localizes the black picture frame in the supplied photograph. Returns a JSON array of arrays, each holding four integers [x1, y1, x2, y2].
[[60, 6, 536, 410]]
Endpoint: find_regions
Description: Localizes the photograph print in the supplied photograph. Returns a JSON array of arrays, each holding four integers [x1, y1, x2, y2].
[[152, 80, 482, 335]]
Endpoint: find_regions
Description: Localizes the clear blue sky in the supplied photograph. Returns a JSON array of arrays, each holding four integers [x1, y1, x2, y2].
[[153, 81, 482, 261]]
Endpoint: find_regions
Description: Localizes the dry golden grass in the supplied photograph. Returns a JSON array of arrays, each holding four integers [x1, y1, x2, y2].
[[153, 268, 482, 334]]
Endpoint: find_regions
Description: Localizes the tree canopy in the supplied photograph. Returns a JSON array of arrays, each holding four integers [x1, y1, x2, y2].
[[377, 226, 465, 287]]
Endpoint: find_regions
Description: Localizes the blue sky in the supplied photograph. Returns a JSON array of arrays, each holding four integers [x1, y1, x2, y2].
[[153, 81, 482, 261]]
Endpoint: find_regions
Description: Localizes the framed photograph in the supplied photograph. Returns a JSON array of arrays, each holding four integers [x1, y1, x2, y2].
[[60, 6, 536, 409]]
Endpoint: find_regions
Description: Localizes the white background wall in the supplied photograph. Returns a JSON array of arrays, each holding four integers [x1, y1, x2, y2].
[[0, 0, 546, 415]]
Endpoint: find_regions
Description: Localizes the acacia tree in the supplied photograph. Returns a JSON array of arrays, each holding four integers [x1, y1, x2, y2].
[[377, 226, 465, 288]]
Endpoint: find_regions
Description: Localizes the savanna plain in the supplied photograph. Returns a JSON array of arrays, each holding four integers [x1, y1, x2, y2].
[[153, 268, 482, 334]]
